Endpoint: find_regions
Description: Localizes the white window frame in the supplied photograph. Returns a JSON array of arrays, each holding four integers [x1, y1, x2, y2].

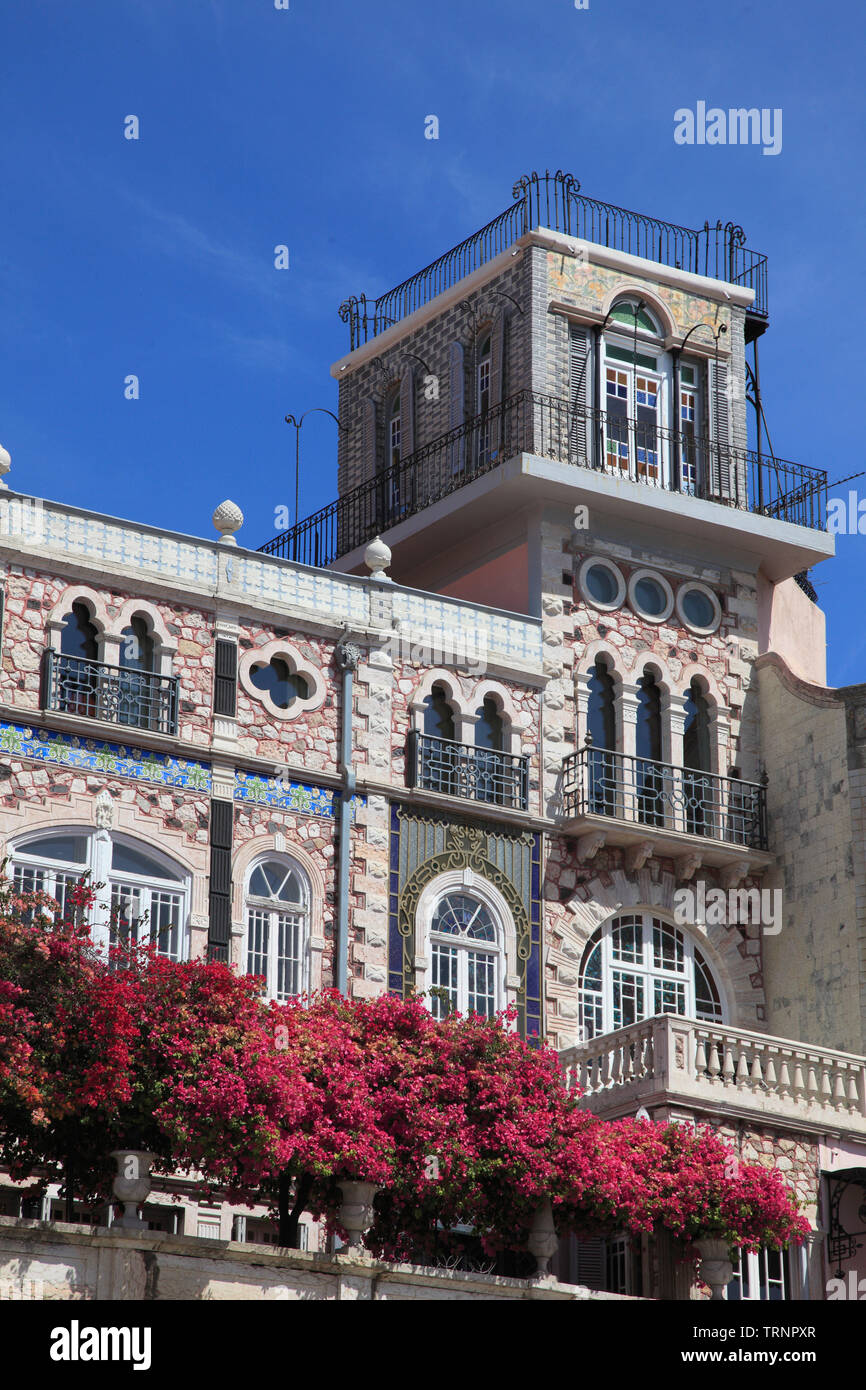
[[676, 581, 722, 635], [579, 911, 726, 1040], [578, 556, 626, 612], [8, 829, 189, 962], [727, 1246, 790, 1301], [678, 359, 703, 495], [627, 568, 675, 624], [243, 855, 310, 1003], [415, 871, 513, 1021], [477, 337, 492, 465], [603, 304, 672, 487]]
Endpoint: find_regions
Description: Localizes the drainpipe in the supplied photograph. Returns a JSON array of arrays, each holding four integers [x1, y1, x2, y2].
[[334, 636, 361, 995]]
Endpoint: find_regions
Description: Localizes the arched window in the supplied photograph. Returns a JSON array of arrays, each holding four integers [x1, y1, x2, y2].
[[57, 602, 100, 718], [420, 684, 458, 794], [120, 616, 154, 672], [604, 299, 667, 485], [244, 857, 309, 1001], [8, 830, 189, 960], [474, 696, 505, 805], [60, 602, 98, 659], [586, 658, 617, 815], [379, 390, 403, 522], [118, 615, 156, 730], [635, 669, 664, 827], [475, 697, 503, 752], [429, 890, 502, 1020], [579, 912, 724, 1040], [108, 839, 186, 961], [10, 832, 90, 923], [423, 684, 455, 741], [683, 679, 714, 837]]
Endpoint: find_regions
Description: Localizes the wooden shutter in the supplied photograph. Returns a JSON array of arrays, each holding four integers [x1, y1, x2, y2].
[[448, 340, 466, 472], [362, 395, 379, 481], [568, 323, 591, 466], [489, 313, 509, 457], [573, 1237, 606, 1290], [213, 639, 237, 718], [208, 798, 234, 962], [399, 369, 415, 459], [708, 358, 731, 501]]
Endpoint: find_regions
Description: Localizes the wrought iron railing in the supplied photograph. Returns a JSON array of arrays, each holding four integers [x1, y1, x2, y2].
[[406, 730, 529, 811], [42, 650, 179, 736], [560, 744, 767, 850], [339, 170, 768, 349], [257, 389, 827, 563]]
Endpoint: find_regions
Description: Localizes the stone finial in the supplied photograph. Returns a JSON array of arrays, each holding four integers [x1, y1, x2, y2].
[[0, 443, 10, 491], [364, 535, 393, 581], [212, 499, 244, 546]]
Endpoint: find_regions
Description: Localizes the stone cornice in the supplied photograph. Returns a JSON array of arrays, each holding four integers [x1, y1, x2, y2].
[[754, 651, 841, 710]]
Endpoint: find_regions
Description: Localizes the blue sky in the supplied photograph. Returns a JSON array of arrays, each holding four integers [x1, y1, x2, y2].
[[1, 0, 863, 682]]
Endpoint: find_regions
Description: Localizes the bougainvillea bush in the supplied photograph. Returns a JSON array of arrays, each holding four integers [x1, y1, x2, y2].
[[0, 879, 808, 1261]]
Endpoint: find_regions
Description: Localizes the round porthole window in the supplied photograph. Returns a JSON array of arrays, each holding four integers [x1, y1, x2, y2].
[[578, 557, 626, 611], [677, 582, 721, 634], [628, 569, 674, 623]]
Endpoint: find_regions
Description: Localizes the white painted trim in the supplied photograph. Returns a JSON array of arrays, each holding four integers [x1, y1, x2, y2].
[[534, 228, 755, 308], [414, 870, 517, 1017]]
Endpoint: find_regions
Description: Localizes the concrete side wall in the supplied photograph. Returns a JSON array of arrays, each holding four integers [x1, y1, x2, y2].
[[758, 574, 828, 686], [757, 656, 862, 1053]]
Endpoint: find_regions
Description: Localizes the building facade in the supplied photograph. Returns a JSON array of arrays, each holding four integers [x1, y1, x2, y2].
[[1, 171, 864, 1300]]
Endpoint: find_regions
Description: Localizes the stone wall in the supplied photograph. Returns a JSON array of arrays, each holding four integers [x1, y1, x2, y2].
[[0, 1217, 632, 1301], [336, 254, 533, 496]]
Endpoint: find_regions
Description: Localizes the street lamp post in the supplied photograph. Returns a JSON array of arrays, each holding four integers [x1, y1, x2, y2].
[[284, 408, 347, 560]]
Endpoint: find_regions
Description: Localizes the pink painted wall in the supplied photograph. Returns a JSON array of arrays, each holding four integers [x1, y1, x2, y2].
[[758, 574, 827, 686], [438, 543, 529, 614]]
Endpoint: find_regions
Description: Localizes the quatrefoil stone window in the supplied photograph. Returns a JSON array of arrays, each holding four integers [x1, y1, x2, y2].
[[238, 640, 325, 721]]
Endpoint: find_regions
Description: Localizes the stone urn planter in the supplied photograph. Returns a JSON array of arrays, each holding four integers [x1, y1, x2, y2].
[[336, 1181, 380, 1248], [695, 1236, 734, 1300], [110, 1151, 155, 1230], [527, 1200, 559, 1278]]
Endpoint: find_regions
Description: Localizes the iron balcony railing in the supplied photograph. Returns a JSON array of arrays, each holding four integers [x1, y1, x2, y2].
[[42, 650, 179, 736], [339, 169, 768, 349], [561, 744, 767, 850], [257, 389, 827, 564], [406, 730, 529, 811]]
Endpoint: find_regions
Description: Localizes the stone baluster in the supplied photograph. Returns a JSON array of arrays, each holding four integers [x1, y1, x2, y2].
[[722, 1043, 736, 1085], [765, 1052, 778, 1093], [820, 1064, 832, 1103], [778, 1053, 791, 1100], [707, 1039, 721, 1080]]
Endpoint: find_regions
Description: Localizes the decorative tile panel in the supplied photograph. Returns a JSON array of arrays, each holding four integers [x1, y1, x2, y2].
[[234, 768, 364, 820], [0, 717, 359, 819], [0, 720, 212, 790]]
